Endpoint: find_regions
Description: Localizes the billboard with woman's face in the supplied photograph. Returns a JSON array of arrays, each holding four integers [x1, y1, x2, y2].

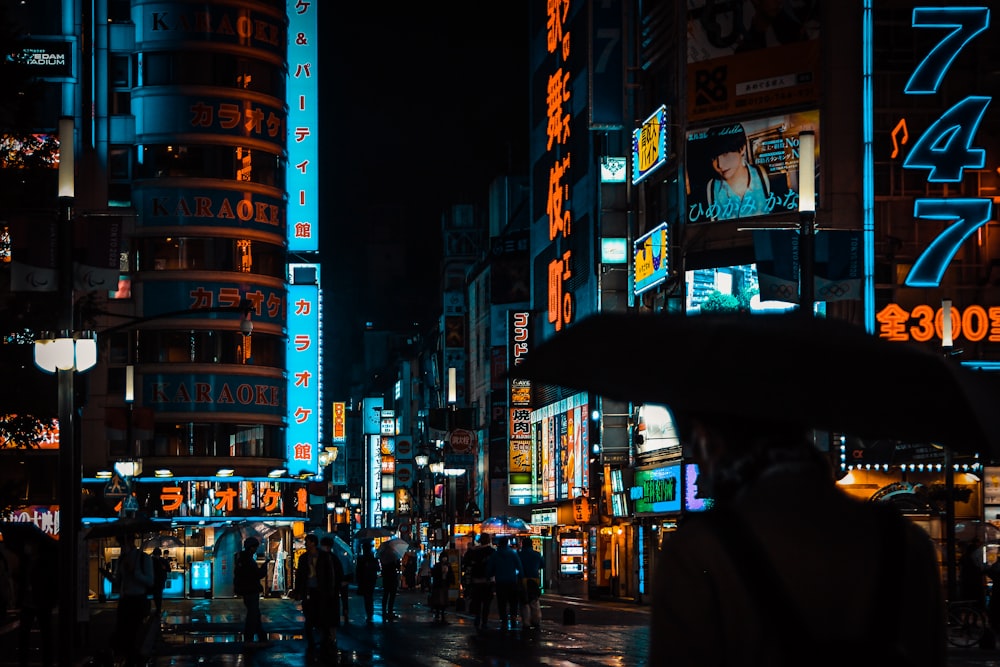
[[685, 110, 818, 224]]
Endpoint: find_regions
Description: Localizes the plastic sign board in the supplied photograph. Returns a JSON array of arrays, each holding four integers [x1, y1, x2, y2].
[[632, 105, 669, 184], [633, 223, 669, 295]]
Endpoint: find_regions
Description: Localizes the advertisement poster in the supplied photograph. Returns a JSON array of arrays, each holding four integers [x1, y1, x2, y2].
[[686, 0, 821, 122], [685, 110, 818, 224]]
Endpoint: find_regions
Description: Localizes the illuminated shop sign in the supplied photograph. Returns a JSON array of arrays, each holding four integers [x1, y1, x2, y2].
[[156, 480, 293, 516], [138, 187, 284, 235], [634, 404, 681, 458], [633, 464, 682, 514], [509, 312, 533, 505], [144, 373, 284, 416], [141, 281, 285, 327], [138, 4, 285, 53], [286, 0, 319, 253], [531, 392, 588, 504], [286, 282, 320, 476], [685, 1, 821, 123], [332, 401, 346, 443], [877, 302, 1000, 345], [6, 506, 59, 537], [14, 41, 72, 77], [633, 223, 669, 295], [684, 464, 710, 512], [543, 2, 575, 334], [896, 7, 992, 289], [632, 105, 668, 185], [686, 110, 818, 224]]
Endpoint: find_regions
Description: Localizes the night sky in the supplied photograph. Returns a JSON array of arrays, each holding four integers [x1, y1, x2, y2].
[[321, 5, 530, 398]]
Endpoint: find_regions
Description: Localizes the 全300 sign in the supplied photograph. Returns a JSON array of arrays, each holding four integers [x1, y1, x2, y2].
[[901, 7, 993, 288]]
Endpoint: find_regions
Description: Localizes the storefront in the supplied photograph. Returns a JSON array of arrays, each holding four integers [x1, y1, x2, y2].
[[83, 474, 309, 599]]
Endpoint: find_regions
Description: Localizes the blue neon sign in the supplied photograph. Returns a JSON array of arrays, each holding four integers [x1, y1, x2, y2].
[[901, 6, 994, 288]]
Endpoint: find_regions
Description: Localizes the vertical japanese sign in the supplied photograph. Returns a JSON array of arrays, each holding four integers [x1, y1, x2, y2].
[[631, 105, 668, 185], [286, 0, 319, 252], [332, 401, 346, 443], [544, 1, 574, 335], [286, 282, 319, 475], [508, 311, 533, 505]]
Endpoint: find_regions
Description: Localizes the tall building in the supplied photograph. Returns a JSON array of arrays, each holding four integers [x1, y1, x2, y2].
[[1, 0, 324, 599]]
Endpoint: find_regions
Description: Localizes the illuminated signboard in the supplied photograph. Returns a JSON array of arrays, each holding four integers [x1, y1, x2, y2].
[[633, 464, 682, 514], [14, 41, 73, 77], [541, 2, 575, 335], [900, 7, 991, 290], [633, 223, 669, 295], [332, 401, 346, 443], [877, 302, 1000, 345], [138, 186, 285, 235], [286, 280, 320, 476], [686, 110, 818, 224], [286, 0, 319, 253], [532, 392, 588, 503], [509, 311, 533, 505], [634, 404, 681, 458], [631, 105, 668, 185]]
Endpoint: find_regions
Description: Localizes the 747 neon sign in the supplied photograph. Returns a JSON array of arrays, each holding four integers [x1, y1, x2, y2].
[[902, 7, 994, 288]]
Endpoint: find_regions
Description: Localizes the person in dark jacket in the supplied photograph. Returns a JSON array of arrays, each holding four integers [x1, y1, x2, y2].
[[16, 540, 56, 667], [379, 550, 401, 621], [464, 533, 496, 631], [518, 537, 544, 630], [354, 541, 380, 624], [486, 536, 522, 631], [293, 534, 338, 657], [650, 414, 945, 665], [233, 537, 268, 646], [430, 553, 455, 624]]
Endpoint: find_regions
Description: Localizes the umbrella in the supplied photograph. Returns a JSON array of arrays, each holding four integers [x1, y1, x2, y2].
[[82, 517, 172, 539], [141, 534, 183, 551], [314, 531, 355, 577], [480, 516, 531, 535], [354, 526, 394, 540], [512, 311, 1000, 457], [376, 538, 409, 562]]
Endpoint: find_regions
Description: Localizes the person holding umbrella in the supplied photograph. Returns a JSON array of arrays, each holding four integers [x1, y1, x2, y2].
[[378, 548, 401, 621], [513, 312, 952, 665], [355, 540, 380, 624]]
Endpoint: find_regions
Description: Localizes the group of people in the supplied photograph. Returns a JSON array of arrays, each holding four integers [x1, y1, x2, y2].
[[462, 534, 543, 632]]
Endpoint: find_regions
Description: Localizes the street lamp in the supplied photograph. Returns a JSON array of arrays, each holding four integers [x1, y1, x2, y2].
[[32, 116, 92, 664], [798, 130, 816, 316]]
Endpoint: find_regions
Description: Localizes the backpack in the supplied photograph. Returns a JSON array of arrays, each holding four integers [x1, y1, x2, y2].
[[232, 551, 260, 596], [466, 546, 491, 579]]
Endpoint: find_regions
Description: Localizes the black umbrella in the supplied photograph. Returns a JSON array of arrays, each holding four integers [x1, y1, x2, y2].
[[512, 312, 1000, 457], [82, 517, 173, 540]]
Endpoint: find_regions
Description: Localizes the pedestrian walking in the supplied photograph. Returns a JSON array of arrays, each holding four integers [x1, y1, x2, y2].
[[319, 536, 345, 641], [232, 536, 269, 646], [402, 550, 417, 590], [518, 537, 543, 630], [464, 533, 495, 631], [355, 540, 380, 624], [430, 553, 454, 624], [104, 532, 155, 667], [15, 540, 56, 667], [486, 536, 522, 631], [293, 534, 338, 658], [379, 550, 401, 621], [649, 413, 946, 665], [417, 546, 432, 592], [150, 547, 170, 615]]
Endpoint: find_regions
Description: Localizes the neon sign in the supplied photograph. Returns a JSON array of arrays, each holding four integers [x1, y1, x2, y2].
[[544, 1, 574, 333], [901, 7, 993, 288], [877, 302, 1000, 344], [631, 105, 668, 185]]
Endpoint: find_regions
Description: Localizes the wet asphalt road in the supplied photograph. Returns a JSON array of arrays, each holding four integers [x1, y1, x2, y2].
[[3, 588, 1000, 665]]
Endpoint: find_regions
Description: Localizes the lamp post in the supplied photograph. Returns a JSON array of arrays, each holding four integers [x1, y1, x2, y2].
[[31, 117, 97, 664], [798, 130, 816, 316]]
